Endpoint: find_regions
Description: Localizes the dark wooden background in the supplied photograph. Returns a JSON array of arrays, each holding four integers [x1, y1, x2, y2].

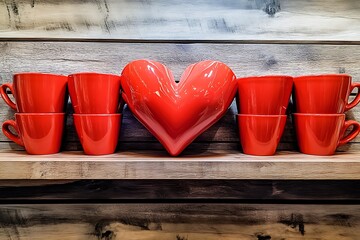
[[0, 0, 360, 239]]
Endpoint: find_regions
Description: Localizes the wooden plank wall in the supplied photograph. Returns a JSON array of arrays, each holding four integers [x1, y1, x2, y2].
[[1, 1, 360, 239], [0, 204, 360, 240], [0, 179, 358, 239], [1, 0, 360, 152], [0, 0, 360, 41]]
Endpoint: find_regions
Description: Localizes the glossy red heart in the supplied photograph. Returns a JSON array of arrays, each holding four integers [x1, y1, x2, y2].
[[121, 60, 237, 156]]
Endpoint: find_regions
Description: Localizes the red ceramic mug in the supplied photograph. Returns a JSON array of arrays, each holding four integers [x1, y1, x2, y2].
[[73, 114, 121, 155], [2, 113, 65, 154], [237, 76, 293, 114], [68, 73, 121, 113], [293, 74, 360, 113], [293, 113, 360, 155], [237, 114, 287, 156], [0, 73, 68, 112]]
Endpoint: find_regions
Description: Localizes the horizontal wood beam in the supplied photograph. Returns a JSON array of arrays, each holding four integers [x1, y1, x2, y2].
[[1, 0, 360, 41], [0, 204, 359, 239], [0, 150, 359, 180], [0, 180, 359, 201], [2, 38, 360, 45]]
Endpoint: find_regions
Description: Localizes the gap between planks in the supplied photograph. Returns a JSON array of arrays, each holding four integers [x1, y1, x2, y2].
[[1, 38, 360, 45]]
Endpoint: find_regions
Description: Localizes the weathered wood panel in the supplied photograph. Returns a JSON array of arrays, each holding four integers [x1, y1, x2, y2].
[[1, 42, 360, 151], [0, 150, 359, 180], [0, 204, 359, 239], [1, 42, 360, 81], [0, 180, 359, 201], [1, 0, 360, 41]]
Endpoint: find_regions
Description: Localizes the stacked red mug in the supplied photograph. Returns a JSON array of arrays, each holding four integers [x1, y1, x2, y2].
[[292, 74, 360, 155], [68, 73, 122, 155], [0, 73, 68, 154], [237, 76, 293, 155]]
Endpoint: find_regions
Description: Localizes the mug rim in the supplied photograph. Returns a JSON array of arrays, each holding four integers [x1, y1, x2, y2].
[[13, 72, 67, 77], [294, 74, 351, 80], [73, 113, 122, 117], [15, 113, 65, 116], [237, 114, 287, 117], [293, 113, 345, 117], [237, 75, 293, 80], [68, 72, 120, 78]]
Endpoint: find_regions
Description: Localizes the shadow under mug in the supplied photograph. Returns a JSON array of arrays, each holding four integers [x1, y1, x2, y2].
[[68, 73, 121, 114], [293, 113, 360, 155], [293, 74, 360, 113], [237, 114, 287, 156], [0, 73, 68, 112], [73, 114, 121, 155], [237, 76, 293, 114], [2, 113, 65, 155]]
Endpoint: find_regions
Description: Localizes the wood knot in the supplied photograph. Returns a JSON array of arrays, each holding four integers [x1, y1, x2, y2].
[[279, 213, 305, 236], [94, 222, 114, 240], [176, 234, 188, 240], [256, 232, 272, 240], [264, 0, 281, 16], [339, 67, 346, 73], [101, 230, 114, 240]]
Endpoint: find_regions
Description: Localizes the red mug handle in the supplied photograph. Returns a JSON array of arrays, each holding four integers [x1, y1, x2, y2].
[[338, 120, 360, 146], [0, 83, 17, 110], [2, 120, 24, 146], [345, 82, 360, 111]]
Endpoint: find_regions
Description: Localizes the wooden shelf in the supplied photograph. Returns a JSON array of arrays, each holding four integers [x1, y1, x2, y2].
[[0, 150, 359, 180]]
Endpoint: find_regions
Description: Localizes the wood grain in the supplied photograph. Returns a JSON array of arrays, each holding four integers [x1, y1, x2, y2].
[[1, 42, 360, 81], [0, 204, 359, 239], [0, 180, 359, 200], [1, 0, 360, 41], [0, 150, 359, 180]]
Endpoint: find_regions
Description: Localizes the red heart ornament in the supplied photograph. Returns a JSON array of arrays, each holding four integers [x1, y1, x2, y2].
[[121, 60, 237, 156]]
